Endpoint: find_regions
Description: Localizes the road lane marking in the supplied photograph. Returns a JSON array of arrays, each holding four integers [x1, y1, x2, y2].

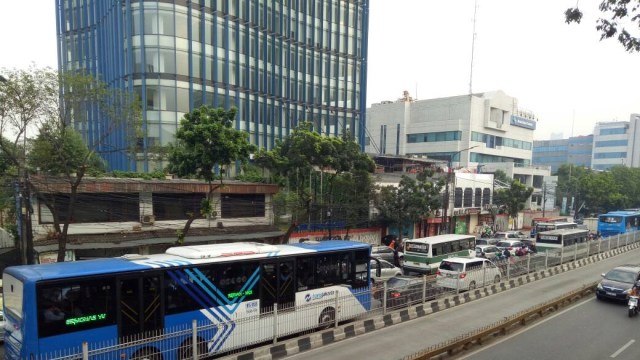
[[611, 339, 635, 358], [459, 297, 595, 359]]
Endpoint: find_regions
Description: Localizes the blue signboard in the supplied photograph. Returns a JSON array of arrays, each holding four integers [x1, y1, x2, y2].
[[510, 115, 536, 130]]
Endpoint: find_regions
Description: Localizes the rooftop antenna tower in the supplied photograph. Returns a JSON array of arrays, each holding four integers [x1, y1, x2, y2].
[[469, 0, 478, 94]]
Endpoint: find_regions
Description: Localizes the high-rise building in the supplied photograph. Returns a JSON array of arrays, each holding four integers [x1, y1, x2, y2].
[[592, 121, 630, 170], [56, 0, 369, 172], [532, 135, 593, 173]]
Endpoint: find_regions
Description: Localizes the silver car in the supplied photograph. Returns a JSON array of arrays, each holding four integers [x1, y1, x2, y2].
[[370, 259, 402, 284], [475, 245, 501, 260]]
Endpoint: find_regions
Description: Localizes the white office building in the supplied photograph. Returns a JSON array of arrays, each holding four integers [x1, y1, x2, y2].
[[365, 90, 551, 212], [592, 120, 632, 170]]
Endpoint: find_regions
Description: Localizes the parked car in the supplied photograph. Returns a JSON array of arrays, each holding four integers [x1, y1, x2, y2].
[[371, 246, 404, 265], [496, 240, 528, 256], [370, 259, 402, 284], [475, 245, 501, 260], [475, 238, 499, 246], [596, 264, 640, 302], [493, 231, 528, 240], [436, 257, 502, 291], [384, 275, 436, 307]]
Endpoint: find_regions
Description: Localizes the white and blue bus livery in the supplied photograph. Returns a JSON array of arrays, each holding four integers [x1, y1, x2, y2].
[[3, 241, 373, 359]]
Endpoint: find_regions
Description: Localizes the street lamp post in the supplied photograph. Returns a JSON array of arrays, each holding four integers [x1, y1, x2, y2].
[[442, 145, 478, 234]]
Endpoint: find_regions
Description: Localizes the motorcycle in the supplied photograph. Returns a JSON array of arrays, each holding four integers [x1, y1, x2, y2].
[[628, 295, 639, 317]]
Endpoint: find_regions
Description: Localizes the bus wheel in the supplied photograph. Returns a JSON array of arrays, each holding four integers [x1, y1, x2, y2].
[[131, 347, 163, 360], [318, 307, 336, 329], [178, 337, 208, 360]]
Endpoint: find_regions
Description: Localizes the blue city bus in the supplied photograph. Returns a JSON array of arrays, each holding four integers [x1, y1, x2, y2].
[[597, 210, 640, 237], [2, 241, 373, 359]]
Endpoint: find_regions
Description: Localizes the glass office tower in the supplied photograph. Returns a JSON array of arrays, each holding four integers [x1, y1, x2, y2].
[[55, 0, 369, 172]]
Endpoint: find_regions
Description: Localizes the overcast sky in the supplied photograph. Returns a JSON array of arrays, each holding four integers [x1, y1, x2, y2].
[[1, 0, 637, 140]]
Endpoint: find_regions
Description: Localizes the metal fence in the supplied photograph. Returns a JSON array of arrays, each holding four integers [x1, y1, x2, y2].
[[40, 231, 640, 360]]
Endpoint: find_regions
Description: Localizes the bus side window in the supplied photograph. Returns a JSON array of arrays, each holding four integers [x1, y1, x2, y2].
[[432, 244, 442, 256], [297, 257, 316, 291]]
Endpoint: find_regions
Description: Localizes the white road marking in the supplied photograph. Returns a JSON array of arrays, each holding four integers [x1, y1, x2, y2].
[[611, 339, 635, 358]]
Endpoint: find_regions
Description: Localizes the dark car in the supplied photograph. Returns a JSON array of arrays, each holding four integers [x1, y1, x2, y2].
[[371, 246, 404, 264], [596, 264, 640, 302], [382, 234, 398, 246], [384, 275, 436, 308]]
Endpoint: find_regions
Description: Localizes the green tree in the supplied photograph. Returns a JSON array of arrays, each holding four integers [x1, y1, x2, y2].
[[374, 170, 444, 243], [165, 105, 256, 243], [579, 171, 626, 214], [1, 66, 141, 263], [254, 122, 375, 242], [493, 180, 534, 230], [555, 164, 592, 213], [565, 1, 640, 52]]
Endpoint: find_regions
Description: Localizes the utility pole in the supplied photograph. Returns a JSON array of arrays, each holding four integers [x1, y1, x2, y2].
[[542, 182, 547, 217]]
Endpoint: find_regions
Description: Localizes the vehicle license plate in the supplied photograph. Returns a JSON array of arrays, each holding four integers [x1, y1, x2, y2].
[[606, 292, 615, 296]]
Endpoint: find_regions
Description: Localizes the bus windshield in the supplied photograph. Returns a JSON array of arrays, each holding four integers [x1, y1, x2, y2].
[[600, 216, 622, 223]]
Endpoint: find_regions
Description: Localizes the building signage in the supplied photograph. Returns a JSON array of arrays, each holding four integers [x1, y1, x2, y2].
[[510, 115, 536, 130]]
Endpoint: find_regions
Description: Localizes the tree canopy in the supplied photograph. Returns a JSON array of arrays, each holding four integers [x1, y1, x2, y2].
[[254, 122, 375, 240], [0, 66, 140, 262], [166, 106, 256, 182], [565, 1, 640, 52], [374, 170, 444, 240], [493, 180, 534, 229]]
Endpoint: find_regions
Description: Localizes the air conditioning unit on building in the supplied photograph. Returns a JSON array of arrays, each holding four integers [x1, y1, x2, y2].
[[141, 215, 155, 225]]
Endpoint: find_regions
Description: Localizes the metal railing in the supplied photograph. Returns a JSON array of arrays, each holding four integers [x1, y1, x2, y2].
[[40, 231, 640, 359]]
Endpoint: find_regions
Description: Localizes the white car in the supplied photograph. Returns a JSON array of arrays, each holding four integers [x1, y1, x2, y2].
[[370, 259, 402, 284], [436, 257, 502, 291]]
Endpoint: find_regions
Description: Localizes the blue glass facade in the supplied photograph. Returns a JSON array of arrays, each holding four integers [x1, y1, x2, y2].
[[56, 0, 369, 171]]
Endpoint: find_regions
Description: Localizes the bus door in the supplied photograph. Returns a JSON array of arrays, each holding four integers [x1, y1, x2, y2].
[[260, 260, 295, 313], [118, 275, 163, 339]]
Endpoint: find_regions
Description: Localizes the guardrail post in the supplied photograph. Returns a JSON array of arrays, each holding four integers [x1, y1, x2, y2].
[[617, 234, 620, 249], [625, 233, 629, 247], [609, 237, 612, 252], [273, 303, 278, 344], [383, 281, 388, 315], [527, 253, 531, 272], [82, 341, 88, 360], [456, 272, 461, 294], [586, 240, 590, 258], [192, 319, 198, 359], [483, 266, 487, 286], [598, 239, 601, 254], [334, 291, 339, 328], [506, 260, 510, 279], [545, 251, 549, 269], [574, 243, 578, 262], [560, 245, 564, 265], [422, 275, 427, 302]]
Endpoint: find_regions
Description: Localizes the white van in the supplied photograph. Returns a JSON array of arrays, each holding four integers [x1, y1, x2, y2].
[[436, 257, 502, 291]]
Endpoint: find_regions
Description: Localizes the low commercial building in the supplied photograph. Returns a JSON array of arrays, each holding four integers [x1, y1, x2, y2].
[[26, 176, 281, 262]]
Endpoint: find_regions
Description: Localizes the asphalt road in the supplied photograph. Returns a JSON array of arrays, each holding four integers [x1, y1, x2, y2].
[[282, 247, 640, 360], [463, 296, 640, 360]]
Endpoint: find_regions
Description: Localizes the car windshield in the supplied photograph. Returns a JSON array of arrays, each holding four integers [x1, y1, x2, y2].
[[605, 269, 637, 283], [387, 277, 409, 288], [439, 261, 464, 272], [496, 242, 511, 247]]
